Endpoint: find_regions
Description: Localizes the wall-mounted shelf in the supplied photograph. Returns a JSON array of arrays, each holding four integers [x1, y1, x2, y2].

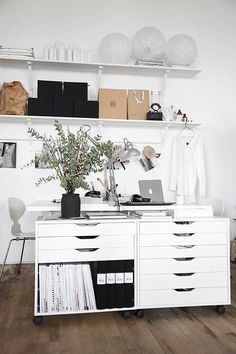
[[0, 114, 201, 128], [0, 57, 201, 78]]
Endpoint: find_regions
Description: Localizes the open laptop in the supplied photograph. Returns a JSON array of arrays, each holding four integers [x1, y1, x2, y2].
[[122, 180, 173, 206]]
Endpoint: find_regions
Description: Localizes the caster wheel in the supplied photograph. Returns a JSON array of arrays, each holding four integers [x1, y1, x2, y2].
[[33, 316, 43, 325], [122, 311, 131, 319], [216, 305, 225, 315], [136, 310, 144, 319]]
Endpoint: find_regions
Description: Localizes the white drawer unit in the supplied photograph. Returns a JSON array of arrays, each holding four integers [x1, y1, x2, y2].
[[139, 220, 228, 234], [38, 234, 134, 250], [38, 221, 135, 237], [140, 272, 228, 290], [34, 218, 137, 324], [140, 257, 228, 274], [38, 247, 134, 263], [139, 288, 229, 308], [140, 232, 228, 246], [33, 216, 231, 325], [140, 244, 228, 258], [138, 218, 231, 312]]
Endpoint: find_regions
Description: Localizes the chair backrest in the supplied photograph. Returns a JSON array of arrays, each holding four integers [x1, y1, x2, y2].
[[8, 197, 26, 236]]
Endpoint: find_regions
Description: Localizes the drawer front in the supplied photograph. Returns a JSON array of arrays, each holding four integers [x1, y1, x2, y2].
[[38, 247, 134, 263], [140, 245, 228, 259], [38, 222, 135, 237], [139, 287, 229, 308], [140, 257, 227, 274], [140, 233, 228, 246], [38, 234, 134, 250], [140, 272, 228, 290], [139, 221, 228, 235]]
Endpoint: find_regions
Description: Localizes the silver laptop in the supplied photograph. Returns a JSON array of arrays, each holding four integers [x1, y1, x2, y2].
[[138, 179, 165, 204]]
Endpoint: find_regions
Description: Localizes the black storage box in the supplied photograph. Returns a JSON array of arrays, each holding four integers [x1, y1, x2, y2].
[[74, 100, 98, 118], [37, 80, 63, 99], [53, 97, 74, 117], [28, 98, 53, 116], [63, 82, 88, 102]]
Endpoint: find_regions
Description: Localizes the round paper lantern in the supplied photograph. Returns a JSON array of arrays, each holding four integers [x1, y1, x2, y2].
[[165, 34, 198, 66], [132, 26, 166, 60], [98, 32, 132, 64]]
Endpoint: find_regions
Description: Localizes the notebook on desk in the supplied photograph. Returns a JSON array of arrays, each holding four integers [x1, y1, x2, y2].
[[121, 180, 174, 206]]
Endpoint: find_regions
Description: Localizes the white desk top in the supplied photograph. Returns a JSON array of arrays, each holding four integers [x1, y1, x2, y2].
[[27, 199, 173, 212]]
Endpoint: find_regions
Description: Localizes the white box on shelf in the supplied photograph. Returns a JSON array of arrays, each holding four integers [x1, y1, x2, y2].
[[167, 205, 213, 218]]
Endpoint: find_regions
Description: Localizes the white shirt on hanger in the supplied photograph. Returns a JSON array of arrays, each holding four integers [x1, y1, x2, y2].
[[169, 132, 206, 202]]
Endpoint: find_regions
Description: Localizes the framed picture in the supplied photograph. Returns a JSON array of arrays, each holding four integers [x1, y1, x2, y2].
[[0, 142, 17, 168]]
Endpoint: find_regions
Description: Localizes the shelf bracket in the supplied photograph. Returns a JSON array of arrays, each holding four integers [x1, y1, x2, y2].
[[97, 65, 103, 90], [26, 117, 33, 150], [27, 60, 34, 97], [160, 69, 170, 106]]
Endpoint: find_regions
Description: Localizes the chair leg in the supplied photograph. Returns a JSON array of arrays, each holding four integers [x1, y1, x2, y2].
[[18, 239, 26, 274], [0, 239, 16, 278]]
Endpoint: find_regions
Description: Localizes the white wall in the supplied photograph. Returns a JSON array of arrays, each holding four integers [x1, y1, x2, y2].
[[1, 0, 236, 263]]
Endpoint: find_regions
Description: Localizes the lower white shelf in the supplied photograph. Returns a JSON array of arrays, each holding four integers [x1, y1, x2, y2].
[[36, 306, 137, 317]]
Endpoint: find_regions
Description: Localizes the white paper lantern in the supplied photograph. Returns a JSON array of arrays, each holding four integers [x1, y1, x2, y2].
[[132, 26, 166, 60], [165, 34, 198, 66], [98, 32, 132, 64]]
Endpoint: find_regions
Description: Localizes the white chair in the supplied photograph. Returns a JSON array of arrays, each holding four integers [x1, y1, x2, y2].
[[0, 198, 35, 278]]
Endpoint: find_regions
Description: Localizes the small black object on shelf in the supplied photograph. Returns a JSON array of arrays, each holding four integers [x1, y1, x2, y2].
[[147, 103, 162, 121]]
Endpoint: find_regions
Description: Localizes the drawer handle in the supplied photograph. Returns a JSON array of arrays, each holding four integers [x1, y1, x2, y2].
[[174, 221, 195, 225], [174, 257, 194, 261], [173, 233, 195, 237], [76, 223, 99, 227], [173, 273, 195, 277], [173, 245, 195, 249], [174, 288, 195, 292], [75, 235, 100, 239], [75, 248, 99, 252]]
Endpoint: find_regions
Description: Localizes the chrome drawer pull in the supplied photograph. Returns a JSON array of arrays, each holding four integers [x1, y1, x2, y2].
[[76, 223, 99, 227], [75, 235, 99, 239], [174, 288, 195, 292], [173, 273, 195, 277], [75, 248, 99, 252], [174, 257, 194, 261], [173, 233, 195, 237], [174, 221, 195, 225], [173, 245, 195, 249]]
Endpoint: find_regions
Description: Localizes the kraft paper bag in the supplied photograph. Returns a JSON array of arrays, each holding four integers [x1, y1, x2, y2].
[[98, 88, 127, 119], [128, 89, 150, 120]]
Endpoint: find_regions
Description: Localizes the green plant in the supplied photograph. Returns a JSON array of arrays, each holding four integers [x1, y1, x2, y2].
[[27, 120, 120, 194]]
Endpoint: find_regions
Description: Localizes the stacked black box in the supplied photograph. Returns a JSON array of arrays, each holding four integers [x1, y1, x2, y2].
[[28, 80, 98, 118]]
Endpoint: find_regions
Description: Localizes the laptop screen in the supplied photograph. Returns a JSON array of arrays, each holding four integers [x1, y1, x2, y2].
[[138, 180, 164, 203]]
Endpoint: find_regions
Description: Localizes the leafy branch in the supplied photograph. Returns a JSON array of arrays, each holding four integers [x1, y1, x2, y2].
[[27, 120, 120, 194]]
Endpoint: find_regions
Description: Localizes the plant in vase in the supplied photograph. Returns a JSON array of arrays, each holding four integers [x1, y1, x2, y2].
[[27, 120, 120, 218]]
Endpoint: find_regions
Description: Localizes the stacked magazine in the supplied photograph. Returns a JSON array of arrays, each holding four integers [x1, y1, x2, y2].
[[0, 46, 34, 59], [135, 58, 164, 66], [38, 263, 96, 313], [132, 210, 172, 219]]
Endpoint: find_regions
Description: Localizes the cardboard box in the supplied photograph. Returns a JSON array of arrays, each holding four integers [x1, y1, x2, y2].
[[99, 88, 127, 119], [128, 89, 150, 120]]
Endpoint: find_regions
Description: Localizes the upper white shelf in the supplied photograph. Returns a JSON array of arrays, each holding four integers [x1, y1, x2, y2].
[[0, 114, 201, 128], [0, 57, 201, 78]]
